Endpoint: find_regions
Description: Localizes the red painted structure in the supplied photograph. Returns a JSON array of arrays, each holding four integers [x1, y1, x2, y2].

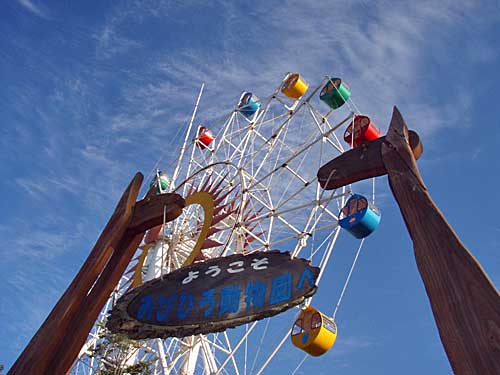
[[144, 224, 164, 244], [344, 115, 380, 147]]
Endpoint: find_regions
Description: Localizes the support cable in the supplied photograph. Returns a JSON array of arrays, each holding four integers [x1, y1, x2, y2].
[[291, 354, 309, 375], [171, 83, 205, 189], [332, 238, 365, 321]]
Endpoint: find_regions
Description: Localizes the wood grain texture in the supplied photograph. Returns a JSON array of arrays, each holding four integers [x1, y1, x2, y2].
[[8, 173, 186, 375], [382, 107, 500, 374], [50, 230, 145, 375], [129, 192, 185, 234], [106, 251, 319, 339], [52, 192, 185, 374], [318, 137, 386, 190], [317, 130, 422, 190], [8, 172, 143, 375]]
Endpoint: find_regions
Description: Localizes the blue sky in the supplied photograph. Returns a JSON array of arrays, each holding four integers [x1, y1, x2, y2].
[[1, 0, 500, 373]]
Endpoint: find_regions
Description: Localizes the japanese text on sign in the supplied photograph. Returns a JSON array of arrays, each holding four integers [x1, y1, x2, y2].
[[135, 267, 316, 323]]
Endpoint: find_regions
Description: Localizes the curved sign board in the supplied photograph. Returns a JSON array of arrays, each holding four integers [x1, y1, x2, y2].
[[107, 251, 319, 339]]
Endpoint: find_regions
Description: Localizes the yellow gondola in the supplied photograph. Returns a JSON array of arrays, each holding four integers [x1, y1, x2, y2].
[[281, 73, 309, 99], [291, 306, 337, 356]]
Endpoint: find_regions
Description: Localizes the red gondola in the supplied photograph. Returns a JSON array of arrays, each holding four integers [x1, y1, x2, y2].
[[344, 115, 381, 147], [197, 126, 215, 149]]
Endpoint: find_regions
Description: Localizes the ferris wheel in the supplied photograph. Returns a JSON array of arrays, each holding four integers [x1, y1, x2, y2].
[[70, 72, 381, 375]]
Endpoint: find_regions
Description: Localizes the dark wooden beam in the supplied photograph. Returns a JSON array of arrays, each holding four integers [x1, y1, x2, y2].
[[317, 130, 422, 190], [8, 173, 143, 375], [8, 173, 186, 375], [128, 192, 185, 234], [48, 230, 145, 375], [382, 107, 500, 374]]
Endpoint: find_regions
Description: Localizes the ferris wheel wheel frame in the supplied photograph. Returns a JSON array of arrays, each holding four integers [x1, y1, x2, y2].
[[71, 73, 380, 375]]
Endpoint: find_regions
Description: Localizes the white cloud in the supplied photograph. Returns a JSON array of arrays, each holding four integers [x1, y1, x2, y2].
[[3, 2, 498, 371], [17, 0, 49, 19], [137, 0, 488, 140]]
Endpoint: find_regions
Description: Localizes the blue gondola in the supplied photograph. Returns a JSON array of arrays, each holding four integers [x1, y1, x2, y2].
[[239, 92, 260, 118], [338, 194, 380, 238]]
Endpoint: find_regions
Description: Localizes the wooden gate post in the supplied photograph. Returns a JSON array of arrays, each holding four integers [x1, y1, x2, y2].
[[317, 107, 500, 374], [8, 173, 185, 375]]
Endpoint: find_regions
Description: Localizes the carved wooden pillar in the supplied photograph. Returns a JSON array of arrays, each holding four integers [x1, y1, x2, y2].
[[9, 173, 185, 375]]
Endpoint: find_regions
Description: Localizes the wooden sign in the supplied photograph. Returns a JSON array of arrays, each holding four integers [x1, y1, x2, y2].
[[107, 251, 319, 338]]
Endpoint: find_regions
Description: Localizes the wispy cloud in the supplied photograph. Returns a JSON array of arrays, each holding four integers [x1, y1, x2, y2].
[[0, 257, 69, 352], [2, 1, 498, 371], [73, 0, 491, 235], [17, 0, 49, 19], [337, 334, 378, 352], [136, 0, 489, 139]]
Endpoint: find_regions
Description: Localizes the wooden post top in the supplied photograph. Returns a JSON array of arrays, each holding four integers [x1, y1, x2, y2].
[[317, 111, 422, 191]]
